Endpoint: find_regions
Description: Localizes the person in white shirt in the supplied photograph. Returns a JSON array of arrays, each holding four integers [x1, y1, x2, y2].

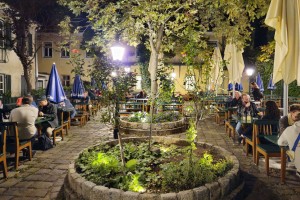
[[278, 119, 300, 177]]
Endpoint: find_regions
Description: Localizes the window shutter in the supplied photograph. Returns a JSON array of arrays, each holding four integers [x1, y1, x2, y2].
[[4, 74, 11, 94], [4, 23, 12, 50]]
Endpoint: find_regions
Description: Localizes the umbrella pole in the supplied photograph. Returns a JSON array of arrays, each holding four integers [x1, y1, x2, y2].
[[283, 83, 288, 116]]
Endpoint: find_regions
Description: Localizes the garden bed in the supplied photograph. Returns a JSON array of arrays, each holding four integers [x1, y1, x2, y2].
[[64, 137, 242, 200]]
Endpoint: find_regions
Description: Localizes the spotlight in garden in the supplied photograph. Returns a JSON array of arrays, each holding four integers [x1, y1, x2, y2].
[[111, 71, 117, 77], [171, 72, 176, 80]]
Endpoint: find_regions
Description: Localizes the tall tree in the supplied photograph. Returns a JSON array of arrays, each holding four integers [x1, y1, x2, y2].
[[59, 0, 270, 98], [0, 0, 65, 93]]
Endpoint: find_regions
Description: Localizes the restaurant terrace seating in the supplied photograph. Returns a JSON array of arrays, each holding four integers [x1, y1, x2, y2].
[[0, 122, 32, 169], [0, 130, 8, 179], [255, 120, 280, 176]]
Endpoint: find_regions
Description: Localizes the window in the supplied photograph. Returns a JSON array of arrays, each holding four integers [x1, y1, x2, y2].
[[61, 44, 70, 58], [0, 74, 4, 94], [43, 42, 52, 58], [0, 20, 10, 63], [86, 50, 94, 58], [135, 75, 142, 90], [62, 75, 70, 86], [37, 80, 44, 89], [185, 76, 195, 91]]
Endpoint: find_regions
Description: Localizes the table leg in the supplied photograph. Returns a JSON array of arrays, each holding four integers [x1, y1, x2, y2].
[[280, 147, 286, 184]]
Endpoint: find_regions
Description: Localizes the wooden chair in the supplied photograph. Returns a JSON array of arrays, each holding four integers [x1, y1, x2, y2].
[[255, 120, 280, 176], [52, 124, 64, 146], [0, 130, 8, 179], [0, 122, 32, 169], [58, 110, 69, 135]]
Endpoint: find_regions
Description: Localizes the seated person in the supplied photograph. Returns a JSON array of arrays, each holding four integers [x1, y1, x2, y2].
[[230, 91, 242, 107], [262, 100, 281, 121], [9, 95, 38, 142], [136, 90, 147, 98], [38, 95, 58, 137], [81, 91, 92, 112], [279, 104, 300, 136], [278, 116, 300, 178], [236, 93, 261, 143], [58, 98, 77, 118]]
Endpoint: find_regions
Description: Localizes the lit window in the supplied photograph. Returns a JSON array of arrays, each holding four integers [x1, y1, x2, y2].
[[43, 42, 52, 58], [135, 75, 142, 90], [61, 44, 70, 58]]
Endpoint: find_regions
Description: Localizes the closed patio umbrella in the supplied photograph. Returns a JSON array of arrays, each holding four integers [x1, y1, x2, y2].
[[228, 83, 233, 91], [256, 73, 264, 92], [265, 0, 300, 114], [224, 43, 245, 97], [71, 75, 85, 99], [210, 46, 224, 95], [45, 63, 66, 104]]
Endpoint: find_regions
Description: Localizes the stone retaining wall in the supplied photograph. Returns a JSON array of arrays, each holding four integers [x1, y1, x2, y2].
[[64, 137, 242, 200], [119, 118, 186, 136]]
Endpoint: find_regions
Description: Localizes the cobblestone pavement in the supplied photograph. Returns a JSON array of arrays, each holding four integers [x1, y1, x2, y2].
[[0, 114, 299, 200]]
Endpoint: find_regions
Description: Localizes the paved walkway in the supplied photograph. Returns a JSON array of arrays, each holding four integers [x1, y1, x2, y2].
[[0, 113, 299, 200]]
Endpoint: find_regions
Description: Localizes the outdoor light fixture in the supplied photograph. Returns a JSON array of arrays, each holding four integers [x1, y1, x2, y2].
[[111, 45, 125, 61], [171, 72, 176, 79], [246, 68, 255, 76]]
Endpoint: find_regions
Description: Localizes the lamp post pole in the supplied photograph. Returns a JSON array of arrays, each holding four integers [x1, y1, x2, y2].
[[246, 68, 255, 94], [111, 45, 125, 167]]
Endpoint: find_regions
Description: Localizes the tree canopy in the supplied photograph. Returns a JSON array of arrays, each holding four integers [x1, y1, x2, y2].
[[59, 0, 271, 97]]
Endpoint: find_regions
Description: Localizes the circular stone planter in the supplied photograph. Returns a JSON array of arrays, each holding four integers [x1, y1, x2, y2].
[[64, 137, 243, 200], [119, 118, 186, 137]]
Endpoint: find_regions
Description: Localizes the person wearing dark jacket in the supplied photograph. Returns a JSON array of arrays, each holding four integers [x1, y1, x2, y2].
[[38, 96, 58, 137], [279, 104, 300, 136], [230, 91, 242, 107], [251, 82, 263, 101], [236, 94, 261, 143]]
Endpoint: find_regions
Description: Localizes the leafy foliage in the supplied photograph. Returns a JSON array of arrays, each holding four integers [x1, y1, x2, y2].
[[76, 141, 233, 193], [126, 111, 181, 123]]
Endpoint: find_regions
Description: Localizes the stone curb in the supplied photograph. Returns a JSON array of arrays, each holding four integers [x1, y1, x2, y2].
[[64, 137, 242, 199]]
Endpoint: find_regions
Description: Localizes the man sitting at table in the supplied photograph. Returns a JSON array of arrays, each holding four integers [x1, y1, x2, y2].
[[278, 115, 300, 178], [58, 98, 77, 118], [279, 104, 300, 136], [236, 93, 260, 143], [9, 95, 38, 142], [230, 91, 242, 107], [38, 96, 58, 137]]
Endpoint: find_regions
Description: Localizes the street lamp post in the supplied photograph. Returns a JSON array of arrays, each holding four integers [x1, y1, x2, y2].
[[245, 68, 255, 94], [111, 44, 125, 167]]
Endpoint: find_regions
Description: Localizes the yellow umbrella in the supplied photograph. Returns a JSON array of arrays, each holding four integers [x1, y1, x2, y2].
[[265, 0, 300, 85], [210, 46, 224, 94], [224, 43, 245, 85]]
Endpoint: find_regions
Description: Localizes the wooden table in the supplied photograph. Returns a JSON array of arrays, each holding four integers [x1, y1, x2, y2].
[[264, 135, 288, 184], [35, 117, 52, 136]]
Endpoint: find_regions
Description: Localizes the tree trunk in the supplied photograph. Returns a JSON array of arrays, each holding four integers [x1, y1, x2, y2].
[[148, 50, 159, 98], [23, 66, 33, 93]]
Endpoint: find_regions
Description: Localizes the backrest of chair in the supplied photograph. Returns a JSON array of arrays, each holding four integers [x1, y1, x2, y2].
[[0, 122, 19, 142], [253, 120, 279, 136], [0, 130, 7, 155]]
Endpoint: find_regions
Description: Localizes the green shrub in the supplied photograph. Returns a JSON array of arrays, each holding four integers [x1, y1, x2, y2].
[[127, 111, 181, 123], [75, 142, 233, 193]]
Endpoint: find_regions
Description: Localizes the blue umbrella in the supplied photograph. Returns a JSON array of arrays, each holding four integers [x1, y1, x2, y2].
[[234, 83, 239, 91], [267, 74, 276, 90], [71, 75, 85, 99], [101, 81, 107, 90], [228, 83, 233, 91], [256, 73, 264, 92], [46, 63, 66, 104], [239, 83, 243, 91]]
